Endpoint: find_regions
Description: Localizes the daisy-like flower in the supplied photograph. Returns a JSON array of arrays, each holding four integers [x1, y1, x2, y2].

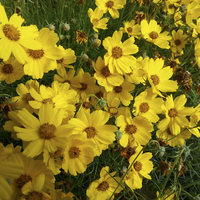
[[0, 56, 24, 84], [145, 58, 178, 97], [141, 20, 171, 49], [170, 29, 187, 55], [24, 28, 62, 79], [133, 88, 164, 123], [14, 103, 74, 157], [95, 0, 126, 19], [106, 79, 135, 106], [103, 30, 139, 74], [68, 109, 117, 156], [86, 166, 123, 200], [157, 94, 194, 136], [120, 20, 141, 38], [88, 7, 108, 32], [117, 110, 153, 147], [93, 56, 124, 92], [76, 30, 88, 44], [0, 3, 41, 64], [62, 134, 95, 176]]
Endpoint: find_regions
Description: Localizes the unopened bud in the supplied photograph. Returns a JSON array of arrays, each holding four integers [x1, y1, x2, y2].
[[92, 39, 101, 49], [49, 24, 55, 31], [63, 23, 70, 31]]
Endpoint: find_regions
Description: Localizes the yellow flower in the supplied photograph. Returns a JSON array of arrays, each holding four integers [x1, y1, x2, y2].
[[86, 166, 123, 200], [0, 56, 24, 84], [88, 8, 108, 32], [62, 134, 95, 176], [157, 189, 176, 200], [0, 3, 41, 64], [171, 29, 187, 55], [95, 0, 126, 19], [24, 28, 62, 79], [141, 20, 171, 49], [103, 30, 139, 74]]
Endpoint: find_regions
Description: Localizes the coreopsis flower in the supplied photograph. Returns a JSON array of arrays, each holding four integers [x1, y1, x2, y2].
[[120, 20, 141, 38], [95, 0, 126, 19], [62, 134, 95, 176], [0, 56, 24, 84], [93, 56, 124, 92], [141, 20, 171, 49], [133, 88, 164, 123], [23, 28, 62, 79], [170, 29, 187, 55], [174, 9, 184, 27], [103, 30, 139, 74], [157, 94, 194, 136], [68, 109, 117, 156], [76, 30, 88, 44], [86, 166, 123, 200], [88, 7, 108, 32], [117, 110, 153, 147], [14, 103, 74, 157], [145, 58, 178, 97], [106, 79, 135, 106], [0, 3, 41, 64], [12, 80, 39, 113]]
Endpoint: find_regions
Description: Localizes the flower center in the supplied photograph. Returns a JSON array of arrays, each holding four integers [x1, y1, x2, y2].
[[80, 32, 87, 38], [101, 66, 111, 77], [125, 125, 137, 134], [80, 83, 87, 90], [92, 18, 99, 25], [134, 161, 142, 171], [3, 24, 20, 41], [2, 64, 13, 74], [114, 86, 122, 93], [175, 39, 181, 46], [106, 1, 114, 8], [97, 181, 109, 191], [64, 80, 71, 85], [24, 93, 34, 102], [57, 58, 64, 64], [15, 174, 32, 189], [168, 108, 178, 117], [24, 191, 43, 200], [84, 126, 97, 138], [150, 75, 160, 85], [149, 31, 158, 39], [95, 91, 103, 99], [139, 102, 149, 113], [69, 146, 81, 158], [168, 60, 177, 68], [83, 101, 91, 109], [112, 47, 122, 59], [39, 123, 56, 139], [108, 107, 118, 115], [28, 49, 44, 59], [127, 27, 133, 33], [42, 98, 54, 104]]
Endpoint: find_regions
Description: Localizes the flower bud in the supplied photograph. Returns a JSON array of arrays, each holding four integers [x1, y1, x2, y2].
[[49, 24, 55, 31], [63, 23, 70, 31]]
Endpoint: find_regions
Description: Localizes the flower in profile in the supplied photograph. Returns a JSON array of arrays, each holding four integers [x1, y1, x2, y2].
[[0, 3, 41, 64], [135, 11, 146, 24], [103, 31, 139, 74], [88, 7, 108, 32], [86, 166, 123, 200], [0, 56, 24, 84], [76, 30, 88, 44], [171, 29, 187, 55], [141, 20, 171, 49], [95, 0, 126, 19]]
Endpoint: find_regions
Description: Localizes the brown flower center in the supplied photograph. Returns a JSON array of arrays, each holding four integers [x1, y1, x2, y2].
[[127, 27, 133, 33], [125, 125, 137, 134], [149, 31, 158, 39], [114, 86, 122, 93], [64, 80, 71, 85], [79, 32, 87, 38], [42, 98, 54, 104], [92, 18, 99, 24], [2, 64, 13, 74], [28, 49, 44, 59], [168, 108, 178, 117], [112, 47, 122, 59], [175, 39, 181, 46], [101, 66, 111, 77], [150, 75, 160, 85], [139, 102, 149, 113], [134, 161, 142, 171], [80, 83, 87, 90], [83, 101, 91, 109], [39, 123, 56, 139], [69, 146, 81, 158], [106, 1, 114, 8], [24, 93, 34, 102], [57, 58, 64, 64], [97, 181, 109, 191], [95, 91, 103, 99], [15, 174, 32, 189], [24, 191, 43, 200], [84, 126, 97, 138], [168, 60, 177, 68], [3, 24, 20, 41]]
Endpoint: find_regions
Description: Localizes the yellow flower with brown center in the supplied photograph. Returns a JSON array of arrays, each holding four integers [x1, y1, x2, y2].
[[76, 30, 88, 44]]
